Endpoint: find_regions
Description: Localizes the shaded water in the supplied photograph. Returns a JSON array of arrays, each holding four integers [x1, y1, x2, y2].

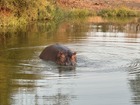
[[0, 17, 140, 105]]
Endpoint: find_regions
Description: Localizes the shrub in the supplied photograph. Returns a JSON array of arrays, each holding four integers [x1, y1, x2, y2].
[[0, 0, 51, 26]]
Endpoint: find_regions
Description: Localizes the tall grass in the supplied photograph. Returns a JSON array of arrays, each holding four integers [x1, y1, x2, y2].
[[53, 7, 96, 22], [67, 9, 95, 18], [98, 7, 138, 17]]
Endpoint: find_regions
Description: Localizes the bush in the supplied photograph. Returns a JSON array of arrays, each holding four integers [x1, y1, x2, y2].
[[0, 0, 52, 27]]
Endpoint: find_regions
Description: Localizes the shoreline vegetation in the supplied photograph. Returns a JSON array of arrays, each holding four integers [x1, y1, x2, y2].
[[0, 0, 140, 27]]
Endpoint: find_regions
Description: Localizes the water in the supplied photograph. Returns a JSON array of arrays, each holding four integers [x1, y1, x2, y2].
[[0, 17, 140, 105]]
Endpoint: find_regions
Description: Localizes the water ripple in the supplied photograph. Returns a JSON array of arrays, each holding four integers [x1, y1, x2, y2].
[[128, 59, 140, 74]]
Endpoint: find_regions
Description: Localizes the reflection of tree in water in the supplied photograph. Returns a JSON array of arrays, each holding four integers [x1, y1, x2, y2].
[[11, 68, 76, 105], [0, 32, 12, 48], [36, 91, 75, 105], [129, 76, 140, 105], [0, 67, 11, 105], [65, 17, 140, 41], [0, 17, 139, 49], [96, 22, 139, 36], [0, 65, 76, 105], [128, 59, 140, 105], [0, 66, 41, 105]]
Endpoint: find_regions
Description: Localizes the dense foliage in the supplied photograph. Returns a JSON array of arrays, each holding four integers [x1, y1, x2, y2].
[[0, 0, 55, 26]]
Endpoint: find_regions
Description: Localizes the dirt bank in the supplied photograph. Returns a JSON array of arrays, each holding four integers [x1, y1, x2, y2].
[[57, 0, 140, 11]]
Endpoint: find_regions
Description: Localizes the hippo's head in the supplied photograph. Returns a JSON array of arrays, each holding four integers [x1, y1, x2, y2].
[[57, 51, 77, 66]]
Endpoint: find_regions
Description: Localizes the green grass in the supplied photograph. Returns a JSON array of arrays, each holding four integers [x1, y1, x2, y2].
[[53, 7, 96, 22], [67, 9, 95, 18], [98, 7, 138, 17]]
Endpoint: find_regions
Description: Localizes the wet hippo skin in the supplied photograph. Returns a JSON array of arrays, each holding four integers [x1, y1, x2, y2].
[[39, 44, 77, 66]]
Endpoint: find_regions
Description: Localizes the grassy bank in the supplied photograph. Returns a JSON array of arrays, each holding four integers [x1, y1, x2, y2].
[[0, 0, 139, 27], [53, 7, 139, 21], [53, 7, 96, 22], [98, 7, 139, 17], [6, 7, 95, 26]]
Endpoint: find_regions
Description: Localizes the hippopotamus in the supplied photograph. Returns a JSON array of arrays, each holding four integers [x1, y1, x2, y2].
[[39, 44, 77, 66]]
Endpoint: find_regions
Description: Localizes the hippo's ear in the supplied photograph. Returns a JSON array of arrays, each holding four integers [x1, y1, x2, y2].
[[71, 52, 76, 58], [73, 52, 76, 55], [71, 52, 77, 62]]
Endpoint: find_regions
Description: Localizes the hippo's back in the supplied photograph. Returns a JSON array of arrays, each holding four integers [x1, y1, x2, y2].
[[39, 44, 72, 61]]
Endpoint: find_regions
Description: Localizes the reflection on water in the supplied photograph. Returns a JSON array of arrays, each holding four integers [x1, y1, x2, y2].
[[128, 59, 140, 105], [0, 17, 140, 105]]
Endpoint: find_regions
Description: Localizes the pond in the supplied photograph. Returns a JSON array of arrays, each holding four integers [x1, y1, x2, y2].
[[0, 17, 140, 105]]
